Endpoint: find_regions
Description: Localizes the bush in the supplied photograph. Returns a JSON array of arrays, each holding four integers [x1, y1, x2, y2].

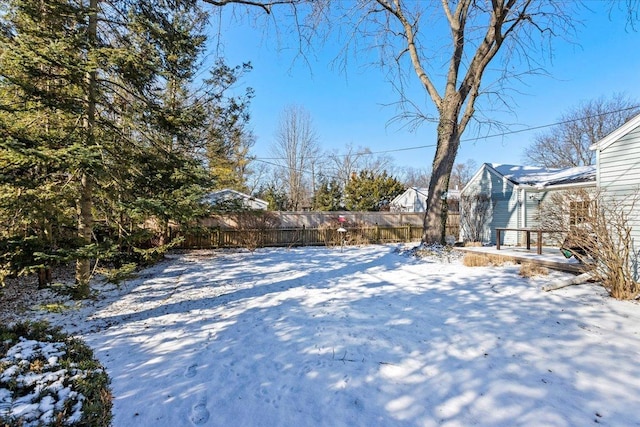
[[0, 322, 112, 427], [537, 189, 640, 300], [519, 262, 549, 278], [462, 253, 514, 267], [460, 194, 491, 243]]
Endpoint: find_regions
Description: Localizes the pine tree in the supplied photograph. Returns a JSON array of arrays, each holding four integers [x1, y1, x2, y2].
[[0, 0, 225, 294], [313, 178, 343, 211], [0, 0, 95, 288], [204, 60, 255, 192], [344, 170, 405, 211]]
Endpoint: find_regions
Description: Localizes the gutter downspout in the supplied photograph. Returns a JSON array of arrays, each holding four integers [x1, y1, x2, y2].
[[521, 187, 527, 231]]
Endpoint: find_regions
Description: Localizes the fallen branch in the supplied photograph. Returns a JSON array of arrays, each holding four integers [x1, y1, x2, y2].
[[332, 348, 359, 363], [542, 272, 594, 292]]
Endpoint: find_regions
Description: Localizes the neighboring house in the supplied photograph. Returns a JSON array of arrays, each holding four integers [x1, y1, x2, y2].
[[390, 187, 461, 213], [203, 189, 268, 211], [460, 163, 596, 244], [590, 112, 640, 265]]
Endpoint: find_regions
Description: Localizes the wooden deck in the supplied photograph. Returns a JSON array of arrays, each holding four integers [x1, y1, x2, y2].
[[455, 245, 587, 273]]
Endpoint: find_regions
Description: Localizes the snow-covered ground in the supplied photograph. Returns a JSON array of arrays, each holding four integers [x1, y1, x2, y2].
[[26, 245, 640, 426]]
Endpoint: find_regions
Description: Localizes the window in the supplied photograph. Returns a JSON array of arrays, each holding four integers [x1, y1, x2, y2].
[[569, 200, 591, 225]]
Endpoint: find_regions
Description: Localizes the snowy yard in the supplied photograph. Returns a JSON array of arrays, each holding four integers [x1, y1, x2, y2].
[[32, 245, 640, 426]]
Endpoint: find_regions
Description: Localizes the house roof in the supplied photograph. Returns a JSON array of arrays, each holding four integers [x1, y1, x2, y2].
[[589, 112, 640, 152], [390, 187, 460, 205], [203, 189, 268, 209], [486, 163, 596, 189], [390, 187, 425, 206]]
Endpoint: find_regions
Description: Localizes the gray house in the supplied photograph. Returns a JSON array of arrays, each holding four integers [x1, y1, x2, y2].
[[590, 112, 640, 261], [460, 163, 596, 244]]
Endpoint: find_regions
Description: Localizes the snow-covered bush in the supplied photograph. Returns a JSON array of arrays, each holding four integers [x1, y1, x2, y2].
[[0, 322, 111, 426]]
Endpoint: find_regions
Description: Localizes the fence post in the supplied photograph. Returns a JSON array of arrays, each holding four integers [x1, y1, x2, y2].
[[302, 224, 306, 246]]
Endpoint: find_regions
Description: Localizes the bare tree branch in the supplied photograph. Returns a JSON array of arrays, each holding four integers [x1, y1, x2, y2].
[[200, 0, 302, 15], [375, 0, 443, 109], [523, 94, 640, 167]]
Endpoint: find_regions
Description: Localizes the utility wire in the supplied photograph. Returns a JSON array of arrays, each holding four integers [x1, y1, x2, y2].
[[256, 104, 640, 163]]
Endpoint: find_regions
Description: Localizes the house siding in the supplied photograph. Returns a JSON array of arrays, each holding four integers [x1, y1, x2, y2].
[[524, 192, 543, 227], [599, 124, 640, 273], [462, 167, 520, 244], [391, 188, 427, 212]]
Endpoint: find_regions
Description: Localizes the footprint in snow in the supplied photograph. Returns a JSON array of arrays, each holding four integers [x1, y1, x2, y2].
[[185, 364, 197, 378], [190, 396, 210, 425]]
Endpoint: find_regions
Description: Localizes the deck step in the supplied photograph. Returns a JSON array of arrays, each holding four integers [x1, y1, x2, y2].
[[455, 247, 587, 274]]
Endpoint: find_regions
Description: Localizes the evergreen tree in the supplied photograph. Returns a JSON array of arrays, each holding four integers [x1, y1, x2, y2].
[[0, 0, 234, 294], [256, 183, 289, 211], [204, 61, 255, 192], [106, 0, 214, 246], [344, 170, 405, 212], [0, 0, 99, 290], [313, 178, 343, 211]]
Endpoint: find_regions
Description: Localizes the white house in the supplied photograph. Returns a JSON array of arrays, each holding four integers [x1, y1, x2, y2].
[[390, 187, 461, 213], [203, 189, 268, 211], [460, 163, 596, 244]]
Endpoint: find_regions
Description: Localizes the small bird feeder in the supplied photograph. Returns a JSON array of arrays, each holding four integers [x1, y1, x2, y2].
[[337, 216, 347, 251]]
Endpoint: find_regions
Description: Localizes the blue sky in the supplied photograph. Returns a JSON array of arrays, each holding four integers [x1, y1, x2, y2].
[[206, 2, 640, 174]]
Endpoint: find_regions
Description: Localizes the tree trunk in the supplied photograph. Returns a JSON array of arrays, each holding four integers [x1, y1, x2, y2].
[[422, 110, 461, 244], [74, 0, 98, 298], [37, 267, 52, 289], [75, 172, 93, 297]]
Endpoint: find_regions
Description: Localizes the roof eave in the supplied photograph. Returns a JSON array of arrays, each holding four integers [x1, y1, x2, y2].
[[526, 180, 596, 192], [589, 112, 640, 152]]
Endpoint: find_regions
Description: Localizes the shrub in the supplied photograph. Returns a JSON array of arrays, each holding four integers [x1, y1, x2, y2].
[[460, 194, 491, 243], [0, 322, 112, 427], [537, 189, 640, 300], [519, 262, 549, 278], [462, 253, 514, 267]]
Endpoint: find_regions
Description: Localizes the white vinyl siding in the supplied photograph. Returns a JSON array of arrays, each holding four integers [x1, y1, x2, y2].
[[524, 192, 545, 227], [598, 124, 640, 275]]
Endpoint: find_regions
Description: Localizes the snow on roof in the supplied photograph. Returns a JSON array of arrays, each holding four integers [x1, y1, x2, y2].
[[203, 189, 268, 209], [490, 163, 596, 189]]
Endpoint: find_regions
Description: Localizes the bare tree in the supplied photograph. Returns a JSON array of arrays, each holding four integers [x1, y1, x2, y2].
[[271, 105, 319, 210], [204, 0, 579, 241], [524, 94, 640, 167], [307, 1, 576, 244], [399, 166, 431, 188], [325, 144, 395, 185], [450, 159, 478, 191], [459, 194, 491, 243], [326, 144, 371, 187]]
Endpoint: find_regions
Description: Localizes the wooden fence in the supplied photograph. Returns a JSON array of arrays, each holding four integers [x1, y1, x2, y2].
[[175, 221, 460, 249]]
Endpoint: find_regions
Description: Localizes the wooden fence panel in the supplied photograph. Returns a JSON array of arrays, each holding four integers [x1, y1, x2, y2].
[[174, 221, 461, 250]]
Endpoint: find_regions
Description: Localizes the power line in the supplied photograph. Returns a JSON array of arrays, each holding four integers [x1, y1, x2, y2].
[[249, 104, 640, 183], [255, 104, 640, 163]]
